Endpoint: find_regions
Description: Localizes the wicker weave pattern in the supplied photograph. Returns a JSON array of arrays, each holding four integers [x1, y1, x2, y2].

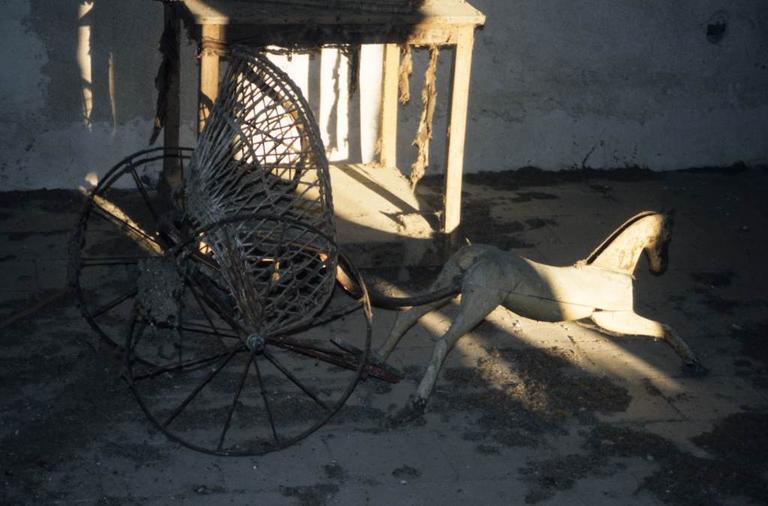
[[186, 48, 337, 336]]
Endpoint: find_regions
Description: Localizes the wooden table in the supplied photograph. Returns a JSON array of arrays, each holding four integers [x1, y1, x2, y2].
[[175, 0, 485, 234]]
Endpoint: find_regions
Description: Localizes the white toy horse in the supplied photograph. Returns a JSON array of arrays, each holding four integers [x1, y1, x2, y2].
[[378, 211, 705, 412]]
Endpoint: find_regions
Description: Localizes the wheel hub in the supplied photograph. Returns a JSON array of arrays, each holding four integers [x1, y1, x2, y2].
[[246, 333, 266, 353]]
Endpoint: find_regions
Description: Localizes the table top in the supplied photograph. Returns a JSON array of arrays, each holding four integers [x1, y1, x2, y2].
[[181, 0, 485, 27]]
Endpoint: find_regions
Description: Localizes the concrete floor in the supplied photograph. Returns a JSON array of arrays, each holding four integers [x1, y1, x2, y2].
[[1, 165, 767, 505]]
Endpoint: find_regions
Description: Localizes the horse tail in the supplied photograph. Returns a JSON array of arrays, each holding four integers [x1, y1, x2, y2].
[[334, 251, 461, 309]]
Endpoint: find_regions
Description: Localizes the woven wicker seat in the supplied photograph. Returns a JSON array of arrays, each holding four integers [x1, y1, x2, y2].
[[185, 47, 337, 337]]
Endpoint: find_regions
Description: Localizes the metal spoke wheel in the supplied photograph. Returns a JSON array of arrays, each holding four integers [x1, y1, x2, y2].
[[123, 215, 372, 456], [71, 147, 193, 361]]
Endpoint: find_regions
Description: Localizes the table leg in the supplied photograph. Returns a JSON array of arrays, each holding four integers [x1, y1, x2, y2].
[[162, 3, 182, 191], [198, 24, 222, 134], [443, 26, 475, 234], [379, 43, 400, 168]]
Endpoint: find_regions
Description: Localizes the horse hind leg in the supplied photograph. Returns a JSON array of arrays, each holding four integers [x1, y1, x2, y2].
[[377, 260, 463, 360], [590, 310, 707, 376], [377, 297, 453, 360], [413, 285, 507, 403]]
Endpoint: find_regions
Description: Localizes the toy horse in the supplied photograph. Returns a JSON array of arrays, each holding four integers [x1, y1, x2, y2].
[[378, 211, 706, 410]]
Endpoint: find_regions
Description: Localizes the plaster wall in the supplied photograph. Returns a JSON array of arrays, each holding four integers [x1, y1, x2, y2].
[[0, 0, 170, 190], [463, 0, 768, 172], [1, 1, 766, 190]]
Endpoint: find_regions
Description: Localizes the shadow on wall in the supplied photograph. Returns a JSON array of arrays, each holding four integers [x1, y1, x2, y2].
[[0, 1, 165, 189], [15, 0, 445, 188], [27, 0, 160, 130]]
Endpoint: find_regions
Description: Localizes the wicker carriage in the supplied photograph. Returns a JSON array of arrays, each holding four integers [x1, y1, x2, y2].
[[71, 47, 401, 456]]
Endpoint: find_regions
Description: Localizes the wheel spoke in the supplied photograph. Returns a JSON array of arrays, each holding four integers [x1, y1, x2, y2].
[[79, 256, 153, 267], [91, 289, 138, 318], [264, 349, 328, 411], [187, 278, 230, 348], [124, 307, 140, 369], [174, 322, 239, 340], [176, 328, 184, 368], [253, 357, 279, 444], [160, 346, 241, 428], [217, 350, 254, 451], [91, 204, 162, 254], [128, 318, 153, 361], [128, 163, 160, 222], [270, 336, 342, 357], [277, 300, 361, 336], [269, 338, 364, 376], [176, 294, 185, 367], [186, 275, 246, 336], [133, 346, 244, 381]]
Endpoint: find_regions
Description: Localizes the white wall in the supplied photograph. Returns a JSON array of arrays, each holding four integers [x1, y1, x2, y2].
[[1, 1, 766, 190], [0, 0, 168, 190], [463, 0, 768, 171]]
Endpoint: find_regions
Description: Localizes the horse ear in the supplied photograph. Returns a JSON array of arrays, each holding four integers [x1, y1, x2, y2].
[[665, 209, 675, 230], [658, 209, 675, 230]]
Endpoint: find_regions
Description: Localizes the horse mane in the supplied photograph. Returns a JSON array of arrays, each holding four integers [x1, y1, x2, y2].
[[584, 211, 663, 265]]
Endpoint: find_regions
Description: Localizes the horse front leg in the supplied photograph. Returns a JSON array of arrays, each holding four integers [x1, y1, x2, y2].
[[590, 310, 708, 376]]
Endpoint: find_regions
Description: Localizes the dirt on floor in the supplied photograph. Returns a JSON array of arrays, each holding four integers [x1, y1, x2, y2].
[[0, 328, 134, 501], [522, 413, 768, 505], [2, 167, 768, 504], [430, 346, 631, 448]]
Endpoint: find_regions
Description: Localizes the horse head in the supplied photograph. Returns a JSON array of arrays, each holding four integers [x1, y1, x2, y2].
[[585, 211, 673, 276], [644, 212, 673, 275]]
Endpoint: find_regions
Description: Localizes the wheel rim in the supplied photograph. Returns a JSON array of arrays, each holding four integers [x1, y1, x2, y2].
[[71, 147, 193, 362], [122, 231, 372, 456]]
